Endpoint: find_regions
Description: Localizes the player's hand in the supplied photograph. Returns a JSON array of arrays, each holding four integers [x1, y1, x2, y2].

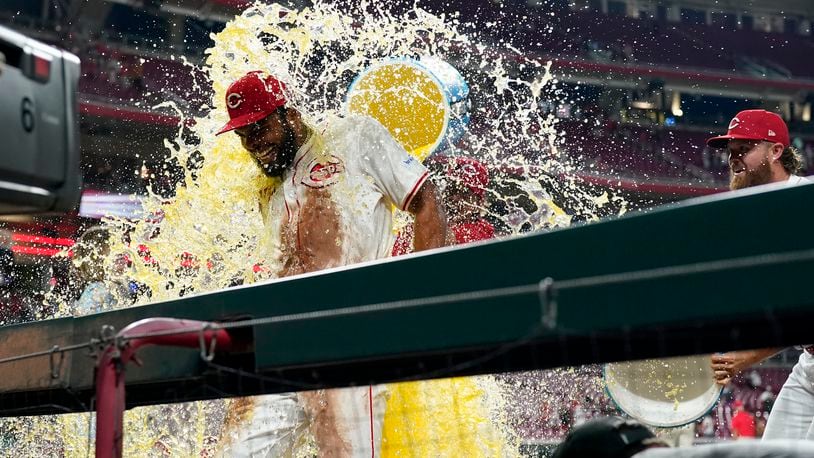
[[710, 353, 742, 386], [710, 349, 778, 386]]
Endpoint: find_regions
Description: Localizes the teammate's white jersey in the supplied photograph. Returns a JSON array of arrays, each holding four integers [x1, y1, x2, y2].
[[786, 175, 812, 186]]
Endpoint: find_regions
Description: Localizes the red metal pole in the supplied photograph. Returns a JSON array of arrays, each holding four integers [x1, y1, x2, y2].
[[95, 345, 125, 458], [94, 318, 233, 458]]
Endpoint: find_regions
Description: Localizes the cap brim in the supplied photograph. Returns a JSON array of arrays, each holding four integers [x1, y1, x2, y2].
[[705, 133, 765, 148], [215, 110, 271, 136]]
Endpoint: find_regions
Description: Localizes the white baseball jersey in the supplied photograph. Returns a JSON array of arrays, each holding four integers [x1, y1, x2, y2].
[[228, 115, 427, 457], [786, 175, 812, 186], [260, 114, 428, 272]]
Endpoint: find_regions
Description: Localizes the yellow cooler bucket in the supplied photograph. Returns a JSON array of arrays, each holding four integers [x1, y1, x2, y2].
[[346, 58, 468, 161]]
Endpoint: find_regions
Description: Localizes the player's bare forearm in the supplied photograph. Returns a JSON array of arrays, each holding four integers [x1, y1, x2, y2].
[[710, 347, 783, 386], [408, 181, 448, 251]]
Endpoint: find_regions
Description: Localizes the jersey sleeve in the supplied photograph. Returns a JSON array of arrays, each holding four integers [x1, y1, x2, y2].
[[355, 116, 429, 211]]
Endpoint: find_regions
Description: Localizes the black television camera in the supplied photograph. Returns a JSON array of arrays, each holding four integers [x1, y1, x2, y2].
[[0, 25, 81, 214]]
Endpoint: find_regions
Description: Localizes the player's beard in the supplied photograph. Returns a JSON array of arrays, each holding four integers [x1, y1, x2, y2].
[[729, 160, 772, 190], [255, 124, 299, 178]]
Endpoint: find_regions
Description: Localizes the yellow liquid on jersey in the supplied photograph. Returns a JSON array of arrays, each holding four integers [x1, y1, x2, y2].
[[382, 377, 519, 458]]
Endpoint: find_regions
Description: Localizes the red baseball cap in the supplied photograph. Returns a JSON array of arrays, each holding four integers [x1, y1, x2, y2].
[[707, 109, 790, 148], [216, 71, 288, 135], [443, 156, 489, 197]]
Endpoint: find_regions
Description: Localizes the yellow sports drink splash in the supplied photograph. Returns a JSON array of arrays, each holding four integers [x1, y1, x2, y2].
[[2, 0, 628, 454], [347, 57, 518, 457], [382, 377, 520, 457]]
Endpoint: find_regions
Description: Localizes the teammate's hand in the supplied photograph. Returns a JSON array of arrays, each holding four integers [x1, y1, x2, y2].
[[710, 353, 742, 386], [710, 348, 781, 386]]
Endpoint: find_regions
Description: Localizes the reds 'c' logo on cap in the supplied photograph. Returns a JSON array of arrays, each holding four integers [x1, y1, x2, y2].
[[707, 109, 790, 148], [216, 71, 288, 135], [460, 163, 478, 176], [728, 117, 741, 130], [227, 93, 243, 109]]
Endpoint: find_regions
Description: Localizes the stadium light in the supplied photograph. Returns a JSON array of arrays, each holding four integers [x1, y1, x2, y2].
[[631, 100, 655, 110], [671, 92, 683, 117]]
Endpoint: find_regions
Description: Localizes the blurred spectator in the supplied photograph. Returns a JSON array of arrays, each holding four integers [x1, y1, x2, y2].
[[104, 50, 123, 84], [730, 400, 757, 439], [759, 385, 776, 413], [755, 411, 768, 438], [73, 226, 130, 315], [0, 243, 14, 289], [0, 244, 24, 323], [696, 414, 715, 438], [125, 58, 145, 91], [803, 144, 814, 171], [621, 41, 635, 62], [43, 256, 82, 316], [572, 401, 589, 427], [83, 158, 146, 194], [701, 146, 712, 170]]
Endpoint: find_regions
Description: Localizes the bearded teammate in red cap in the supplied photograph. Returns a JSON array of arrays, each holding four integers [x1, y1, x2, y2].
[[216, 71, 449, 457], [707, 109, 812, 441], [706, 109, 808, 190]]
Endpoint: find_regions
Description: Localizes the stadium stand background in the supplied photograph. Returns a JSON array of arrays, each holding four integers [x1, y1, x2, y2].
[[1, 0, 812, 449]]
